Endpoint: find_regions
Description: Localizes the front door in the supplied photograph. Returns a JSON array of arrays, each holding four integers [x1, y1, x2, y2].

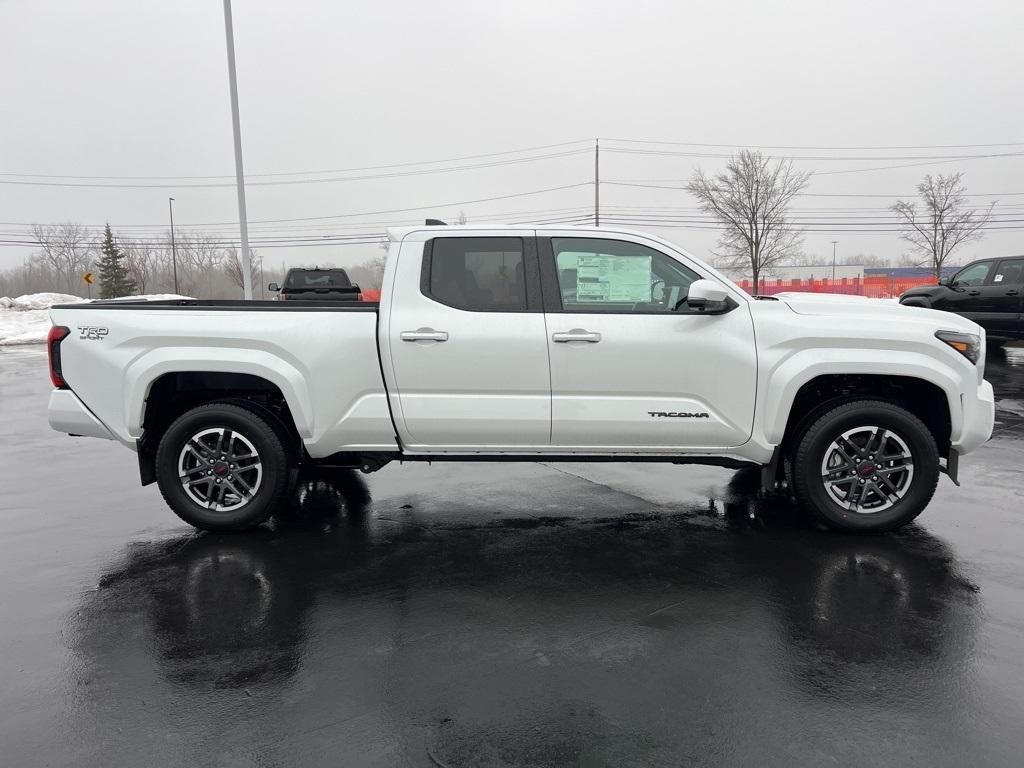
[[539, 234, 757, 451], [386, 234, 551, 451], [933, 260, 996, 327]]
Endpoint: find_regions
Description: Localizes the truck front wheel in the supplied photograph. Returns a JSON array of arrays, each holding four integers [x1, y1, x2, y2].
[[790, 400, 939, 532], [155, 402, 293, 531]]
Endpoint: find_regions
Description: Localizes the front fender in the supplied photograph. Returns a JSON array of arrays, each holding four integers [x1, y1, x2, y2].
[[759, 348, 965, 446], [124, 347, 314, 439]]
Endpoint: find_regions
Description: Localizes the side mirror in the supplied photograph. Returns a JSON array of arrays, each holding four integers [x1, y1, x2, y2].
[[937, 275, 951, 287], [685, 279, 731, 313], [268, 282, 280, 292]]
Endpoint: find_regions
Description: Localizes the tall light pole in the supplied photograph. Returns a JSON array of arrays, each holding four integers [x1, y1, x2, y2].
[[594, 138, 600, 226], [831, 240, 838, 281], [222, 0, 253, 299], [168, 197, 179, 294]]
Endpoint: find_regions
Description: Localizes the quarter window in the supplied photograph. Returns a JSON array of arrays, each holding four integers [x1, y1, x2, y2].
[[552, 238, 701, 313], [425, 237, 526, 311], [953, 262, 992, 287]]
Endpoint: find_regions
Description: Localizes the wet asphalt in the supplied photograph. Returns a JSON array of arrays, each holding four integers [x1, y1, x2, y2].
[[1, 347, 1023, 767]]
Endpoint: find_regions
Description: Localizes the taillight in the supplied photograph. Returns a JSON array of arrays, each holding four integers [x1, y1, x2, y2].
[[278, 292, 287, 301], [47, 325, 71, 389], [356, 293, 364, 301]]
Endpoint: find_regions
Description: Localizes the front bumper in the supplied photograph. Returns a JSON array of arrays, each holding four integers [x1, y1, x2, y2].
[[48, 389, 116, 441], [952, 379, 995, 456]]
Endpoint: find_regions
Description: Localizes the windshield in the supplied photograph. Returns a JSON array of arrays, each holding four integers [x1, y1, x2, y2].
[[284, 269, 352, 289]]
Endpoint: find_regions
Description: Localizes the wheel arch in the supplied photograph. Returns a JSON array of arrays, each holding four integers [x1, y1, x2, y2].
[[125, 349, 314, 440], [773, 371, 954, 459], [136, 370, 305, 486]]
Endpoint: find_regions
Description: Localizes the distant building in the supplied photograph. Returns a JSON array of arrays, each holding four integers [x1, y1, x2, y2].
[[865, 266, 959, 278]]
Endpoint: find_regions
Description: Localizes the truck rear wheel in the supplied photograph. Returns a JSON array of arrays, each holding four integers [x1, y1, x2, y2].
[[155, 402, 293, 531], [790, 400, 939, 532]]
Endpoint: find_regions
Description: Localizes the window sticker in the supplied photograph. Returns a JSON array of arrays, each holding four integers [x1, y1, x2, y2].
[[995, 274, 1004, 282], [570, 254, 652, 302]]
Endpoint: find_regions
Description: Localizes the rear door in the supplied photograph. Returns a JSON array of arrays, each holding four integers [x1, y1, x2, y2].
[[986, 259, 1024, 334], [384, 233, 551, 451], [539, 233, 757, 451]]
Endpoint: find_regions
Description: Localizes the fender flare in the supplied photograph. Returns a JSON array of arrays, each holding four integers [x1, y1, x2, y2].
[[760, 349, 964, 446], [123, 347, 314, 440]]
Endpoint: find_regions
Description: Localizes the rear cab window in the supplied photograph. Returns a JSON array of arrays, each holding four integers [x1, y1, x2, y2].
[[422, 237, 528, 312]]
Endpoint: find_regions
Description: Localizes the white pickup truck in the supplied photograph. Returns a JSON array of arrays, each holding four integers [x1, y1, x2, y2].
[[47, 225, 994, 533]]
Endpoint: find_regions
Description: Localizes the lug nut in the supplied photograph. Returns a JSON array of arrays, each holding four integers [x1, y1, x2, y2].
[[215, 479, 221, 484]]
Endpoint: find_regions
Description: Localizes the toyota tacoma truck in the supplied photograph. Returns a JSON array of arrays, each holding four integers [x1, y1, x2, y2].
[[47, 225, 995, 533]]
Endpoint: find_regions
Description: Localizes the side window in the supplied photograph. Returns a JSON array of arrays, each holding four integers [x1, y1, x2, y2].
[[424, 237, 526, 312], [992, 260, 1024, 286], [552, 237, 700, 313], [953, 262, 992, 287]]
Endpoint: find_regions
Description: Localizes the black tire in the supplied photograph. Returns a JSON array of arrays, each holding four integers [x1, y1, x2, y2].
[[790, 400, 939, 533], [155, 402, 293, 531]]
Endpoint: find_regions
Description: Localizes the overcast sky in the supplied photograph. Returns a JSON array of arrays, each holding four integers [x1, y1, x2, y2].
[[2, 0, 1022, 271]]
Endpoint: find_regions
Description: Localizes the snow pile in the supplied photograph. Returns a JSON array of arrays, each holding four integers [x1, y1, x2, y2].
[[0, 292, 85, 311], [0, 292, 191, 346]]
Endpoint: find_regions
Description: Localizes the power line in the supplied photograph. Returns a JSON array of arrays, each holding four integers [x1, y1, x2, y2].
[[0, 149, 590, 189], [600, 137, 1024, 150], [0, 139, 591, 181], [603, 180, 1024, 198]]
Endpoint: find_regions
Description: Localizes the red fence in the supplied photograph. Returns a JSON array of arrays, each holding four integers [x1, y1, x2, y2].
[[735, 276, 937, 299]]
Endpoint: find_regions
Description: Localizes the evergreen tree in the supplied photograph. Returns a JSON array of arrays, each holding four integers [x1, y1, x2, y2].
[[96, 224, 137, 299]]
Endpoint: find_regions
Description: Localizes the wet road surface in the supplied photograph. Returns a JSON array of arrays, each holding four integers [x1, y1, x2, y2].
[[1, 345, 1023, 767]]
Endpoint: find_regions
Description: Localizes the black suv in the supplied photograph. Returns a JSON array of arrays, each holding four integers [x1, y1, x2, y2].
[[900, 255, 1024, 346]]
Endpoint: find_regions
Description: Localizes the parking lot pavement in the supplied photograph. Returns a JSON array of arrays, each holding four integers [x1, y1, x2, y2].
[[1, 346, 1023, 767]]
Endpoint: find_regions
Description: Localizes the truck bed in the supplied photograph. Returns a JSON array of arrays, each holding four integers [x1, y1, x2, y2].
[[47, 300, 397, 457]]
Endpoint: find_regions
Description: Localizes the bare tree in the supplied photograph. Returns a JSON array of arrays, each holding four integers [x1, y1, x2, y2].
[[223, 246, 262, 294], [346, 254, 387, 290], [120, 237, 163, 294], [31, 222, 95, 294], [172, 233, 224, 297], [890, 173, 993, 278], [687, 150, 811, 293]]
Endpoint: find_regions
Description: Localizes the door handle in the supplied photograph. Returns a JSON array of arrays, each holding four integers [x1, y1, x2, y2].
[[1006, 290, 1019, 296], [552, 330, 601, 343], [401, 329, 448, 342], [967, 289, 981, 296]]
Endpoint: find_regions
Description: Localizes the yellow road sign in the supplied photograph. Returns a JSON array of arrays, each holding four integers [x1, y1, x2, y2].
[[82, 272, 95, 285]]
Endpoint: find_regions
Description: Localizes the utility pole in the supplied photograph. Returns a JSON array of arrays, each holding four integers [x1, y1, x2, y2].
[[594, 138, 600, 226], [168, 197, 179, 294], [831, 240, 838, 281], [222, 0, 253, 299]]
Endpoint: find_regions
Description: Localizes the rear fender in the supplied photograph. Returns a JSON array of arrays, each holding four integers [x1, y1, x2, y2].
[[125, 348, 313, 440]]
